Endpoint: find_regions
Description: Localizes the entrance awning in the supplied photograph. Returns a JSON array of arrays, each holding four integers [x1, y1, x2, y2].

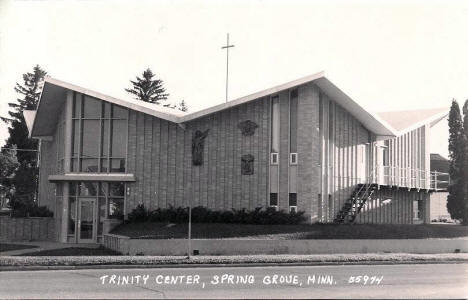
[[48, 173, 136, 182]]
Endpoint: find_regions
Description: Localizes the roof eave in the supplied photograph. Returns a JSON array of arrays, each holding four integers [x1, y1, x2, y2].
[[43, 77, 181, 124], [179, 71, 326, 123], [395, 109, 450, 135]]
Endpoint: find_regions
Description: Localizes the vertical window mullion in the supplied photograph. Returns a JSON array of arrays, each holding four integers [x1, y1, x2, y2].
[[125, 109, 129, 173], [78, 95, 83, 172], [107, 106, 113, 173], [98, 102, 104, 173]]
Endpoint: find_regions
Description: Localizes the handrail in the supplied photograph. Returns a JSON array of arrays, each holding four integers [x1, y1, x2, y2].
[[368, 165, 449, 190]]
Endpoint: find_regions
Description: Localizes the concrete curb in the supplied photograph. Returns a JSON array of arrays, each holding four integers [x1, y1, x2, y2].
[[1, 259, 467, 272]]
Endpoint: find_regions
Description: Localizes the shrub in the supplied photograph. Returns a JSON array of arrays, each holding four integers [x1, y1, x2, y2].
[[11, 202, 53, 218], [128, 204, 149, 222], [29, 205, 54, 217], [127, 205, 306, 225], [191, 206, 211, 222]]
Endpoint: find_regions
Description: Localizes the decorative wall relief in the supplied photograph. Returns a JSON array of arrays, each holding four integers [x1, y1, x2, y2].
[[192, 129, 210, 166], [241, 154, 254, 175], [237, 120, 258, 136]]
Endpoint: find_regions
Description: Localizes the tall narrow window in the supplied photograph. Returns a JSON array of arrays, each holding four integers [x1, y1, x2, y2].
[[289, 193, 297, 212], [270, 96, 280, 154], [289, 90, 298, 153], [269, 193, 278, 208], [289, 89, 298, 163]]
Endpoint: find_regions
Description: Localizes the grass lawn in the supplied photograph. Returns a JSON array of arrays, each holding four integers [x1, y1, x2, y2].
[[111, 222, 468, 239], [0, 243, 38, 252], [2, 253, 468, 267], [18, 246, 121, 256]]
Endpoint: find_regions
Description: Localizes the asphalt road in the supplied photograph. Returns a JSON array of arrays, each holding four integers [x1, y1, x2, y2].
[[0, 263, 467, 299]]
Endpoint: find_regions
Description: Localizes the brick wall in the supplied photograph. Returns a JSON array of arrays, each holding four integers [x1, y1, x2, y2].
[[125, 97, 270, 213], [0, 216, 56, 241]]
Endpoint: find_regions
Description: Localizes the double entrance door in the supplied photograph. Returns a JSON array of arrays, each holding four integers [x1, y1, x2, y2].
[[77, 198, 96, 243]]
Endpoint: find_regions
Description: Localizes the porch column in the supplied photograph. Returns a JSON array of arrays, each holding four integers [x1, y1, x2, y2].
[[60, 90, 74, 243], [423, 193, 431, 224], [423, 124, 431, 189]]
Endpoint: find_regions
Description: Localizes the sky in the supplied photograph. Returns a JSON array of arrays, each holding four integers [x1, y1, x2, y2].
[[1, 0, 468, 158]]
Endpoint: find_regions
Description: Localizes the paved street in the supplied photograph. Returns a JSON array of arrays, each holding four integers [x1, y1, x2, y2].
[[0, 263, 467, 299]]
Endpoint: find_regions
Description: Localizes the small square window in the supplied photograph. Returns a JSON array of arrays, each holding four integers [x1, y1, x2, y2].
[[289, 206, 297, 213], [290, 153, 298, 165], [271, 153, 279, 165]]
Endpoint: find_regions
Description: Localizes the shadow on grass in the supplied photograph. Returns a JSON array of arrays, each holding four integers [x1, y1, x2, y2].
[[0, 243, 39, 252], [18, 246, 121, 256]]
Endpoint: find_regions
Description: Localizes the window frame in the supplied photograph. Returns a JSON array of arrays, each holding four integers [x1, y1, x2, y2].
[[269, 192, 279, 209], [68, 181, 125, 238], [290, 153, 298, 165], [71, 94, 128, 173], [271, 153, 279, 165]]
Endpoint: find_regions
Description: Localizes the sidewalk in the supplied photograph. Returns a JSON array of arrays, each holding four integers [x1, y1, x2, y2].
[[0, 241, 99, 256]]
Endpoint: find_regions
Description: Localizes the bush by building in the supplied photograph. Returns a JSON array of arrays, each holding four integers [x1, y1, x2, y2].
[[127, 204, 306, 225]]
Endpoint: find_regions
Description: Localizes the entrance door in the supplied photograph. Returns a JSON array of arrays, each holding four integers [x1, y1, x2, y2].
[[78, 198, 96, 243]]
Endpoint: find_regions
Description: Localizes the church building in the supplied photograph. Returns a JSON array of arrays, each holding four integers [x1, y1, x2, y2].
[[25, 71, 449, 243]]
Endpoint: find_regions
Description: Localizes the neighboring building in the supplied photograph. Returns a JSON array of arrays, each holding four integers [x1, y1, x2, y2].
[[429, 153, 453, 222], [25, 72, 449, 243]]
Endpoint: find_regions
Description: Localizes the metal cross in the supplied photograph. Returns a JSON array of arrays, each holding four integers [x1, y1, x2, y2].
[[221, 33, 235, 102]]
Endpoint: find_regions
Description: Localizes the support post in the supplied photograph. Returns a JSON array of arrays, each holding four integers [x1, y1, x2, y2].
[[60, 90, 73, 243], [187, 203, 192, 259]]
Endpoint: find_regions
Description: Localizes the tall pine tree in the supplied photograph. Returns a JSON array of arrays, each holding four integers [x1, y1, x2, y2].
[[1, 65, 47, 212], [125, 68, 169, 104], [462, 100, 468, 224], [447, 99, 467, 223]]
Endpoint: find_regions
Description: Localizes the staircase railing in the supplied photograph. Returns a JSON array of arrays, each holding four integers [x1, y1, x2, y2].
[[334, 182, 376, 224], [369, 165, 449, 190]]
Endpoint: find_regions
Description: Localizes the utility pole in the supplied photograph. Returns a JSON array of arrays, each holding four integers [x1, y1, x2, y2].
[[221, 33, 235, 103]]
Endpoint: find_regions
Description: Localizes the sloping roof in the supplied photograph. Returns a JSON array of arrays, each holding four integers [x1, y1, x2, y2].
[[31, 72, 401, 137], [31, 77, 187, 136], [377, 107, 449, 134], [32, 72, 449, 139], [178, 72, 397, 136]]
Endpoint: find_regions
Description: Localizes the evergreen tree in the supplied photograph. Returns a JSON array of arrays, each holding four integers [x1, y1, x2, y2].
[[125, 68, 169, 104], [447, 99, 467, 223], [462, 100, 468, 224], [1, 65, 47, 211], [177, 99, 188, 112]]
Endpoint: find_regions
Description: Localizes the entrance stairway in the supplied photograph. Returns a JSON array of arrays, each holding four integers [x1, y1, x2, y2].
[[334, 183, 378, 224]]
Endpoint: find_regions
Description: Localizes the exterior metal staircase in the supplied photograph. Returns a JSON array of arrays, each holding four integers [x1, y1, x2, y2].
[[334, 183, 377, 224]]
